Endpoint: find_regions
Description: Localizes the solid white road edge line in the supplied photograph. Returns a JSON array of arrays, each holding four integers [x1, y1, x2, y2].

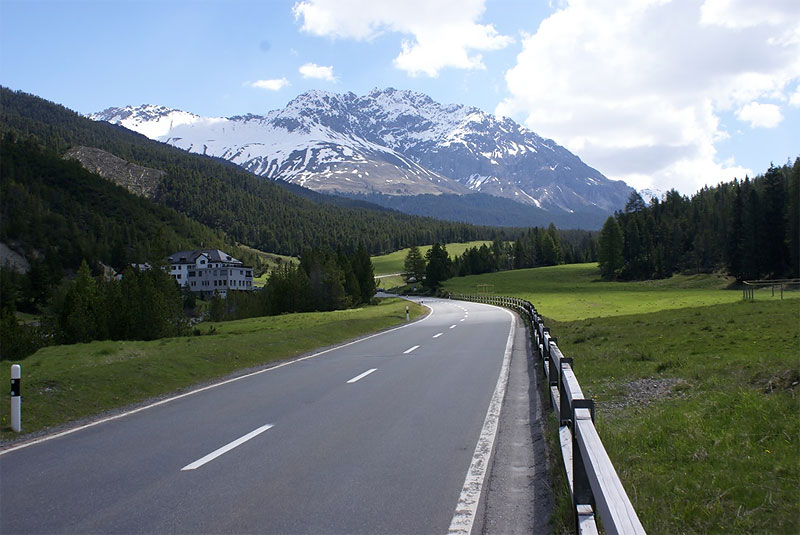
[[448, 307, 515, 535], [347, 368, 378, 384], [181, 424, 273, 471], [403, 345, 420, 354], [0, 301, 434, 456], [433, 333, 443, 338]]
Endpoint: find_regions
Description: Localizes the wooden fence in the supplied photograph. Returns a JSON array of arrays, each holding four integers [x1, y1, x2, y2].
[[742, 278, 800, 300], [450, 293, 646, 535]]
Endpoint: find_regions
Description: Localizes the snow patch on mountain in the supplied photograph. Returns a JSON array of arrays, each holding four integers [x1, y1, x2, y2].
[[91, 88, 634, 213]]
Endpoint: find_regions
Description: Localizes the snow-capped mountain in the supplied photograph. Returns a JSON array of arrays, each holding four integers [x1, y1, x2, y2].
[[92, 88, 633, 214]]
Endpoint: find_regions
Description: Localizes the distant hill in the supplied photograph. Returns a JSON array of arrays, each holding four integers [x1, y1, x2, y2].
[[340, 192, 610, 229]]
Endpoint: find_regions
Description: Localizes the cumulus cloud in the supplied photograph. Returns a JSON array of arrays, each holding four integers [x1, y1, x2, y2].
[[292, 0, 512, 77], [790, 85, 800, 107], [736, 101, 784, 128], [299, 62, 336, 81], [249, 78, 290, 91], [496, 0, 800, 193]]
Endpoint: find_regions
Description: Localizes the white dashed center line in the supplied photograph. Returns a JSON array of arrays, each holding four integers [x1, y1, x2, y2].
[[347, 368, 378, 384], [450, 325, 457, 329], [403, 345, 420, 354], [182, 424, 274, 471], [432, 333, 443, 338]]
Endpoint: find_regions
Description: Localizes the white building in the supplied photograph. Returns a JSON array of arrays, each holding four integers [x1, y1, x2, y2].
[[167, 249, 253, 296]]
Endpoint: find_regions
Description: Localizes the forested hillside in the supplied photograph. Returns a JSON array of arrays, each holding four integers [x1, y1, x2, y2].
[[0, 88, 506, 257], [597, 160, 800, 281], [1, 134, 243, 274]]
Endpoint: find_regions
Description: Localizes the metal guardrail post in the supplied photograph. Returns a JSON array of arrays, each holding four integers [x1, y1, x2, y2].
[[572, 399, 596, 532], [559, 358, 574, 425], [548, 336, 558, 388]]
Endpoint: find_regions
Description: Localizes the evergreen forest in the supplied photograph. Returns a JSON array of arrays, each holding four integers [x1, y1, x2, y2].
[[597, 159, 800, 281]]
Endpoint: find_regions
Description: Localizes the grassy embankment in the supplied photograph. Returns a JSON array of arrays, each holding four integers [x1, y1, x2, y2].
[[445, 264, 800, 534], [0, 298, 424, 442], [372, 240, 493, 289]]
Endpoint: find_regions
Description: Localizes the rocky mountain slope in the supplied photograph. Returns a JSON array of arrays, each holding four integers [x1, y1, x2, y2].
[[65, 146, 164, 198], [92, 88, 633, 216]]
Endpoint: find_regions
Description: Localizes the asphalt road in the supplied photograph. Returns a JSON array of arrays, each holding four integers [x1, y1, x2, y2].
[[0, 298, 516, 534]]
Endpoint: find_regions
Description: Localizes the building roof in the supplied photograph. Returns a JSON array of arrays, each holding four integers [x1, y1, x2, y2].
[[168, 249, 244, 266]]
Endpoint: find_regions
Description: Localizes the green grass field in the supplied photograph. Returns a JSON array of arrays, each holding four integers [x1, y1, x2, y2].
[[0, 299, 424, 442], [371, 241, 493, 276], [445, 263, 745, 321], [445, 264, 800, 534]]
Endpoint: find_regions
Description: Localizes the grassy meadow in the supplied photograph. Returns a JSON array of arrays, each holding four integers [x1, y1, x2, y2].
[[445, 264, 800, 534], [0, 299, 424, 442], [238, 245, 297, 288]]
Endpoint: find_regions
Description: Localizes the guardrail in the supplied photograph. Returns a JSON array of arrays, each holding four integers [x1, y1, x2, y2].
[[450, 293, 646, 535]]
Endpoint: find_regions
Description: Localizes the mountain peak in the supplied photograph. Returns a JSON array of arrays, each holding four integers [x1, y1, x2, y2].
[[90, 104, 202, 139], [91, 88, 633, 215]]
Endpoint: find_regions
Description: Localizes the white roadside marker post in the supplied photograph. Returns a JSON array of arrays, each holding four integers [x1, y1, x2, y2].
[[11, 364, 21, 432], [406, 305, 409, 322]]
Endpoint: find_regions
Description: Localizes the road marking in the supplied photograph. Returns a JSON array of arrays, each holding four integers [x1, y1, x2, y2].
[[448, 308, 516, 535], [347, 368, 378, 384], [460, 318, 466, 322], [432, 333, 443, 338], [450, 324, 457, 329], [182, 424, 273, 471], [403, 345, 420, 354], [0, 303, 435, 457]]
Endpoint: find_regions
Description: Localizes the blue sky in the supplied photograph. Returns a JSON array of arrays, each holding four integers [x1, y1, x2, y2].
[[1, 0, 798, 195]]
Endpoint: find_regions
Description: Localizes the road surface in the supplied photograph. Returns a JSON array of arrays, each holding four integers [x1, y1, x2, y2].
[[1, 298, 522, 534]]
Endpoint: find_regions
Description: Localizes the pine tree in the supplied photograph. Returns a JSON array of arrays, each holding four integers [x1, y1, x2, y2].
[[598, 217, 624, 280], [352, 243, 376, 304], [403, 245, 426, 283], [424, 243, 452, 289], [761, 165, 788, 277], [787, 158, 800, 277]]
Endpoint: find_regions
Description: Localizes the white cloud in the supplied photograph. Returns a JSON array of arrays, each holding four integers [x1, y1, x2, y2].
[[298, 62, 336, 81], [292, 0, 512, 77], [496, 0, 800, 194], [700, 0, 799, 29], [249, 78, 290, 91], [736, 101, 784, 128], [790, 85, 800, 107]]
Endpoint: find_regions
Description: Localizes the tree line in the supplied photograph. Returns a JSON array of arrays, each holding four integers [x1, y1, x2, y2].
[[207, 245, 376, 322], [402, 225, 599, 290], [1, 260, 186, 360], [597, 159, 799, 281], [1, 245, 377, 360]]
